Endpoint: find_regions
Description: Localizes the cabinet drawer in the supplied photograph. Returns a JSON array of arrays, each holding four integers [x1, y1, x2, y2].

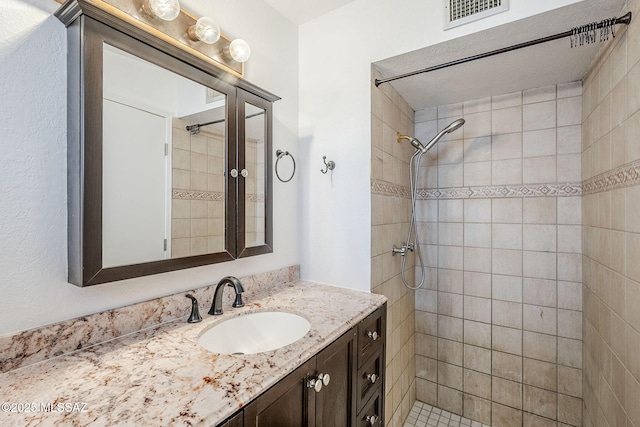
[[357, 307, 384, 368], [357, 350, 382, 412], [357, 393, 382, 427]]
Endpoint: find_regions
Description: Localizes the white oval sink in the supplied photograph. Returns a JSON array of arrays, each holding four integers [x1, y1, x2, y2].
[[198, 311, 311, 355]]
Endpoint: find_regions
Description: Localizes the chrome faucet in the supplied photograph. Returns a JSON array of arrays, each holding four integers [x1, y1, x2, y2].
[[208, 276, 245, 315]]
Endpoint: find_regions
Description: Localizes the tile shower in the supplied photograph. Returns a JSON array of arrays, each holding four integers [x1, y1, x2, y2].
[[413, 84, 584, 427], [372, 2, 640, 426]]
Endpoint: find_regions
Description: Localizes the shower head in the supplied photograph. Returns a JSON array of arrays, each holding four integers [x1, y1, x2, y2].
[[396, 118, 465, 154], [421, 118, 465, 153]]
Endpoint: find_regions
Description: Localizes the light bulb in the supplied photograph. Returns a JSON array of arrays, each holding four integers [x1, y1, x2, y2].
[[144, 0, 181, 21], [188, 17, 221, 44], [228, 39, 251, 63]]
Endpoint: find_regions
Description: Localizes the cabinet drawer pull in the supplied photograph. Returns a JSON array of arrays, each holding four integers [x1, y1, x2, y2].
[[367, 331, 379, 341], [365, 414, 379, 425], [366, 373, 378, 384], [307, 373, 330, 392]]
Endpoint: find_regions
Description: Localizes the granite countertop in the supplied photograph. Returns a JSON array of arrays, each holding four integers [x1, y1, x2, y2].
[[0, 281, 386, 426]]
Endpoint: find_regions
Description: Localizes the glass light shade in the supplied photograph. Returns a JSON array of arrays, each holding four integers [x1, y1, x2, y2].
[[188, 17, 221, 44], [144, 0, 181, 21], [228, 39, 251, 63]]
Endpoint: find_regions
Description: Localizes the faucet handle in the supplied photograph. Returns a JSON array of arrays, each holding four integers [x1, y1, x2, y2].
[[185, 294, 202, 323]]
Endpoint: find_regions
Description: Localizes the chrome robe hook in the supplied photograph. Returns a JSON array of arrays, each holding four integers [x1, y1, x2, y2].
[[320, 156, 335, 174]]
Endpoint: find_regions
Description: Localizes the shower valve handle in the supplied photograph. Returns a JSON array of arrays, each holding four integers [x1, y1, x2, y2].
[[391, 243, 414, 256]]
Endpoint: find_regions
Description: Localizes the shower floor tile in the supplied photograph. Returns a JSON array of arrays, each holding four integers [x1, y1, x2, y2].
[[403, 401, 491, 427]]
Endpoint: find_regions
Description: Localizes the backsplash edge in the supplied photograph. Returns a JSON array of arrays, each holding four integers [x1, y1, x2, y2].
[[0, 265, 300, 373]]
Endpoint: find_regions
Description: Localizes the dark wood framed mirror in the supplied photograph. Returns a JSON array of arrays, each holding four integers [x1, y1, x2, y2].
[[57, 1, 279, 286]]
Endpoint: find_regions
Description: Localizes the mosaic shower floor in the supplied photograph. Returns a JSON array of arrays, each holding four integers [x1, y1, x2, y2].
[[404, 402, 492, 427]]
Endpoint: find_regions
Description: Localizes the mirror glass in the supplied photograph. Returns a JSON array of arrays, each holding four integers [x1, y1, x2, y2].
[[102, 44, 226, 268], [243, 102, 266, 248]]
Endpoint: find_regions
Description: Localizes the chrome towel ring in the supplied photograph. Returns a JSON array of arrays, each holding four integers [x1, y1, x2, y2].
[[275, 149, 295, 182]]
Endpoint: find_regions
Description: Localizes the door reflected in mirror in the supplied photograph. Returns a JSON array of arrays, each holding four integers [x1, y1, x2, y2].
[[102, 43, 227, 268]]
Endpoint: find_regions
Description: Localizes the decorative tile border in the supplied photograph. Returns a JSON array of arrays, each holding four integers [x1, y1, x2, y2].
[[417, 183, 582, 199], [247, 194, 266, 202], [582, 159, 640, 195], [172, 190, 265, 203], [371, 179, 411, 198], [172, 189, 224, 201], [371, 179, 582, 199]]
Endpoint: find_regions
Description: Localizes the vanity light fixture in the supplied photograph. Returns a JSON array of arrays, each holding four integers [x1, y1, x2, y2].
[[187, 16, 221, 44], [226, 39, 251, 63], [56, 0, 249, 75], [143, 0, 181, 21]]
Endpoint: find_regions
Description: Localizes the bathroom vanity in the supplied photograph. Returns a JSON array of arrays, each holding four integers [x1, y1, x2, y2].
[[0, 279, 386, 426], [230, 305, 386, 427]]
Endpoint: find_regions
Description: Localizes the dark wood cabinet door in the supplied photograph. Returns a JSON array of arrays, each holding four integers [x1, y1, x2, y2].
[[244, 357, 315, 427], [314, 329, 357, 427], [219, 411, 243, 427]]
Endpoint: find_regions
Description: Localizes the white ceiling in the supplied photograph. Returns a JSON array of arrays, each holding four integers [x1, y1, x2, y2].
[[263, 0, 356, 24], [374, 0, 627, 111]]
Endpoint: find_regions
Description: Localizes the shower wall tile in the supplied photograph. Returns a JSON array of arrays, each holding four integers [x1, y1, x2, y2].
[[464, 368, 492, 398], [523, 85, 557, 104], [371, 66, 416, 427], [463, 199, 492, 223], [557, 125, 582, 155], [523, 155, 557, 183], [492, 106, 522, 135], [463, 161, 492, 186], [463, 135, 493, 162], [523, 128, 556, 157], [438, 139, 464, 165], [581, 11, 640, 426], [491, 132, 522, 160], [557, 96, 582, 128], [464, 111, 492, 139], [464, 271, 491, 298], [492, 158, 522, 185], [464, 97, 491, 114], [413, 83, 584, 426], [464, 320, 491, 349], [463, 247, 491, 273], [558, 81, 583, 99], [438, 103, 463, 119], [492, 274, 522, 303], [492, 326, 522, 356], [523, 331, 556, 364], [522, 278, 556, 307], [523, 101, 556, 131]]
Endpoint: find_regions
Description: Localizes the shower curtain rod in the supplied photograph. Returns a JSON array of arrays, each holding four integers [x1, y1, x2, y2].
[[185, 111, 265, 134], [374, 11, 632, 87]]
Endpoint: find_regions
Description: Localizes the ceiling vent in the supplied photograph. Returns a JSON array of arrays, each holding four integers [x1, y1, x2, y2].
[[445, 0, 509, 29]]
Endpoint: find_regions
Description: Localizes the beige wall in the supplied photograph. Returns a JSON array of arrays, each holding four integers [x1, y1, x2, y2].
[[413, 83, 584, 426], [582, 1, 640, 426], [371, 67, 417, 427]]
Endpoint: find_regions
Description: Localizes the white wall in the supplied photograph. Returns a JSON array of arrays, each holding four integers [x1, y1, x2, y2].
[[0, 0, 299, 336], [298, 0, 583, 290]]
